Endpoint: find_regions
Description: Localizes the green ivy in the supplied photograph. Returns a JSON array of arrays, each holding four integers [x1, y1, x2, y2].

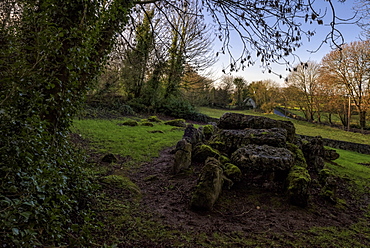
[[0, 0, 134, 246]]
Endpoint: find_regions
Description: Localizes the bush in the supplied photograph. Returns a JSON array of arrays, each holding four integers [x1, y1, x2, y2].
[[158, 97, 211, 122], [82, 95, 135, 118]]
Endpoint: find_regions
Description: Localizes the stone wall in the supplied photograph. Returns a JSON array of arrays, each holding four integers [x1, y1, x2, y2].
[[299, 135, 370, 155]]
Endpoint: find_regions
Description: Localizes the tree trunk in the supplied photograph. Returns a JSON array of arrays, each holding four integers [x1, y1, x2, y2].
[[360, 111, 366, 131]]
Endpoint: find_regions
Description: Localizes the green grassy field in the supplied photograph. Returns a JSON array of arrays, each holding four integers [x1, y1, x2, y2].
[[72, 112, 370, 247], [197, 107, 370, 145], [73, 118, 184, 164]]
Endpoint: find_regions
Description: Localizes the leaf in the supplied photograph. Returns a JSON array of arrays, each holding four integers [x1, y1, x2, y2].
[[12, 228, 20, 236]]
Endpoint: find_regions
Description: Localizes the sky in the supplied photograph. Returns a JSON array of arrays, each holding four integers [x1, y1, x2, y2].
[[208, 0, 364, 87]]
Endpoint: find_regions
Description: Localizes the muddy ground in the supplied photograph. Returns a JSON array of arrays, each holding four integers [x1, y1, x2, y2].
[[71, 132, 370, 247], [129, 147, 366, 234]]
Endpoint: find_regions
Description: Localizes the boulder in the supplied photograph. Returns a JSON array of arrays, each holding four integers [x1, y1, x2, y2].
[[231, 144, 294, 174], [302, 137, 325, 172], [183, 124, 203, 146], [223, 163, 242, 182], [190, 157, 224, 211], [218, 112, 296, 142], [193, 144, 221, 162], [202, 124, 216, 140], [324, 147, 340, 161], [147, 116, 162, 122], [286, 165, 311, 207], [213, 128, 287, 154], [119, 120, 139, 126], [172, 139, 192, 174], [164, 119, 186, 127]]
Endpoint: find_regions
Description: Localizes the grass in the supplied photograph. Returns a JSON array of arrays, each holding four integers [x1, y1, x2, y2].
[[73, 118, 184, 164], [73, 113, 370, 247], [197, 107, 370, 145], [327, 148, 370, 191], [287, 108, 365, 128]]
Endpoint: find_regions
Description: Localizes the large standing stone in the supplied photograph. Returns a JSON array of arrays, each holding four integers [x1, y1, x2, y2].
[[218, 113, 296, 142], [183, 124, 203, 147], [302, 137, 325, 172], [286, 165, 311, 207], [172, 139, 192, 174], [190, 157, 224, 211]]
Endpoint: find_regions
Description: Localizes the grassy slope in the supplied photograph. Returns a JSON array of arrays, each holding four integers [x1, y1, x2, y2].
[[73, 113, 370, 247], [197, 107, 370, 145]]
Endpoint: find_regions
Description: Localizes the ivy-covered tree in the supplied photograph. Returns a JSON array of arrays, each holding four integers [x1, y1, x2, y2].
[[122, 8, 155, 99], [0, 0, 134, 246]]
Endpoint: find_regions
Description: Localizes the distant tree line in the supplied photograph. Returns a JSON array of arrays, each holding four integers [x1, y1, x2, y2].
[[285, 40, 370, 131]]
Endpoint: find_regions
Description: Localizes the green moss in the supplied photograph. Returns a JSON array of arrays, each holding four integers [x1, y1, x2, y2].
[[141, 121, 154, 127], [164, 119, 186, 127], [203, 125, 214, 135], [223, 163, 242, 182], [147, 116, 162, 122], [287, 165, 311, 207], [190, 158, 223, 210], [101, 175, 141, 196], [318, 169, 332, 186], [209, 141, 226, 151], [287, 142, 307, 168], [120, 120, 139, 126], [193, 144, 221, 162], [219, 155, 230, 164]]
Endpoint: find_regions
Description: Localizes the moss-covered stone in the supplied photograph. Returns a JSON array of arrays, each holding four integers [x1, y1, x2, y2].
[[164, 119, 186, 127], [101, 175, 141, 196], [223, 163, 242, 182], [287, 142, 307, 168], [119, 120, 139, 126], [101, 153, 118, 163], [193, 144, 220, 162], [202, 124, 214, 140], [318, 169, 332, 186], [209, 141, 227, 152], [219, 155, 230, 164], [286, 165, 311, 207], [141, 121, 154, 127], [173, 139, 192, 174], [147, 116, 162, 122], [324, 147, 340, 161], [318, 169, 338, 203], [190, 157, 223, 211]]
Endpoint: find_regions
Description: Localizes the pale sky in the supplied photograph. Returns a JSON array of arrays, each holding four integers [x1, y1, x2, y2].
[[209, 0, 363, 87]]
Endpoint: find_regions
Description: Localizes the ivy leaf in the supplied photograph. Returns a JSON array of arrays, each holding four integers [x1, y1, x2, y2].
[[12, 228, 20, 236]]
